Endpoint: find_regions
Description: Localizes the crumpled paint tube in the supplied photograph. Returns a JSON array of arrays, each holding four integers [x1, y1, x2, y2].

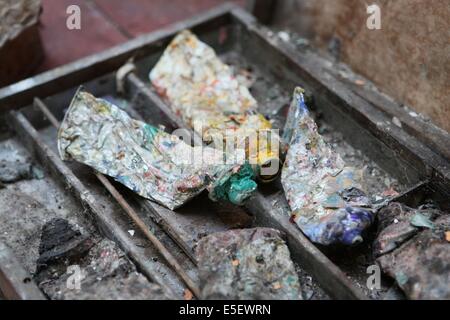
[[149, 30, 281, 182], [281, 87, 374, 245], [57, 89, 257, 210]]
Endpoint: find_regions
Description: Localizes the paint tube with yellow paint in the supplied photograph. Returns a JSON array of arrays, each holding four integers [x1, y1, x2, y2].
[[149, 30, 281, 183], [281, 87, 374, 245], [57, 89, 257, 210]]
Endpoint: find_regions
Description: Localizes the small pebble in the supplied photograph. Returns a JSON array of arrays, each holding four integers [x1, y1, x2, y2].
[[278, 31, 290, 42], [392, 117, 402, 128]]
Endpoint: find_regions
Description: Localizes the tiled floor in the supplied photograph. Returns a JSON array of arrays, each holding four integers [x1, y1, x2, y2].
[[36, 0, 246, 73]]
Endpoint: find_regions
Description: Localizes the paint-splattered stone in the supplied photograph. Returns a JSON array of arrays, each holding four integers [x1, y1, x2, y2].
[[196, 228, 302, 300], [377, 213, 450, 300]]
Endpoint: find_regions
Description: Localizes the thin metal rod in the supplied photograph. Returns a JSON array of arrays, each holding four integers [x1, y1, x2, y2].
[[34, 98, 60, 129], [34, 97, 200, 298]]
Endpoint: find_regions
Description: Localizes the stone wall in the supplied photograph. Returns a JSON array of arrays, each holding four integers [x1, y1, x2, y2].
[[272, 0, 449, 132]]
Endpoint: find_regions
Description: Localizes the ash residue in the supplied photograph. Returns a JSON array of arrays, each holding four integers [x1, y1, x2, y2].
[[36, 222, 168, 300], [295, 264, 330, 300], [0, 189, 63, 273]]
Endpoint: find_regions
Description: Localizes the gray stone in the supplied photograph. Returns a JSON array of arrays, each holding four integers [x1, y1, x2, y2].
[[0, 160, 33, 183], [196, 228, 302, 300]]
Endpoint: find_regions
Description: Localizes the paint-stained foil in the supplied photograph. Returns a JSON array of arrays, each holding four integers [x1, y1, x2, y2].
[[58, 89, 257, 210], [281, 87, 374, 245], [150, 30, 280, 182]]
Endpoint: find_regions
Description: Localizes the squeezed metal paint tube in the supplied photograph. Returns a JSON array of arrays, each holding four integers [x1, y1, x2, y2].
[[149, 30, 281, 182], [57, 89, 257, 210], [281, 87, 374, 245]]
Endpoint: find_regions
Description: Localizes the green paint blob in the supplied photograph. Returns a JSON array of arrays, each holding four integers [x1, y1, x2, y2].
[[395, 271, 409, 286], [211, 162, 257, 205], [143, 124, 160, 145]]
